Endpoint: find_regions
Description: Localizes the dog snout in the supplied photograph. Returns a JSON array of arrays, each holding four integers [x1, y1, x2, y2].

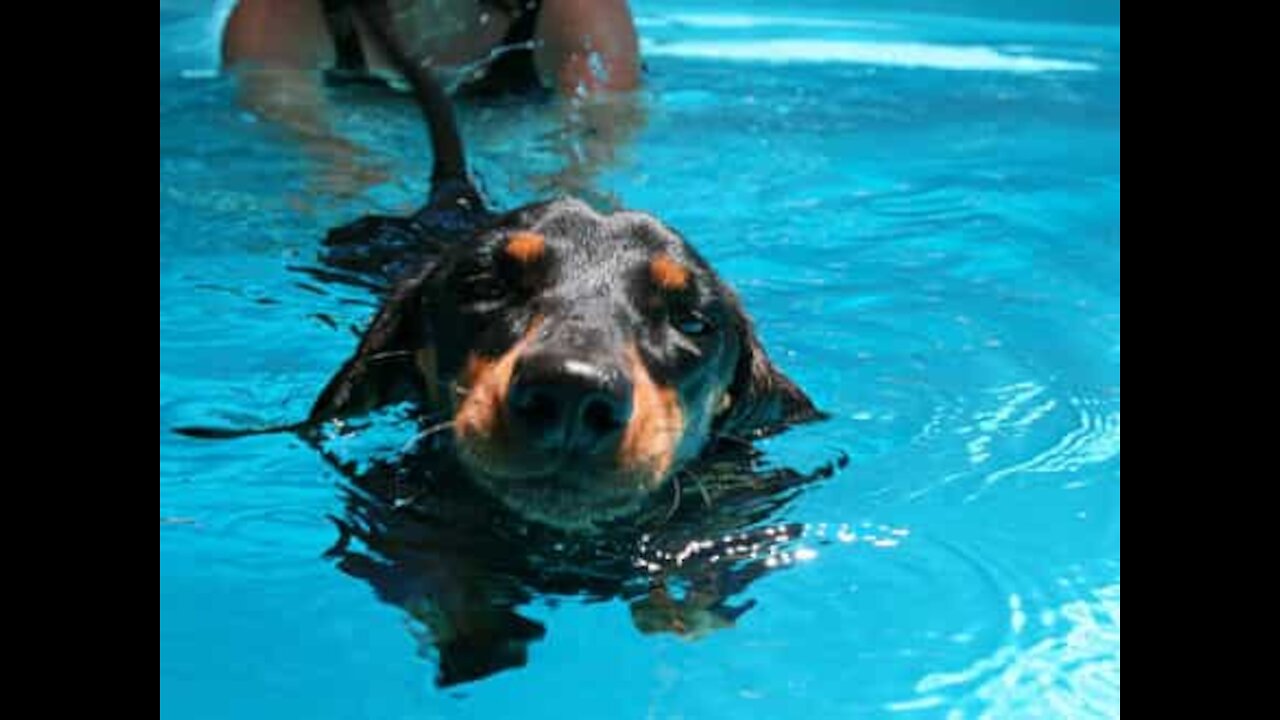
[[508, 352, 634, 454]]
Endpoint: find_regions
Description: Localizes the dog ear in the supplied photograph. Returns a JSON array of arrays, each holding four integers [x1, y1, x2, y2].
[[310, 270, 438, 423], [717, 316, 826, 440]]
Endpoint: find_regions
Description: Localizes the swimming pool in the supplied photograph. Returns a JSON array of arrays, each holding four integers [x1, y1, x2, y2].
[[160, 1, 1121, 716]]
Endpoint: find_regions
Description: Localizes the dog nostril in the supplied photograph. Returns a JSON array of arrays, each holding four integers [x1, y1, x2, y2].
[[582, 396, 627, 438], [513, 388, 562, 427]]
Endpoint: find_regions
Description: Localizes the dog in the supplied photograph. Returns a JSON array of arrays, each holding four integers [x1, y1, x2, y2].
[[184, 0, 828, 686], [309, 1, 824, 531]]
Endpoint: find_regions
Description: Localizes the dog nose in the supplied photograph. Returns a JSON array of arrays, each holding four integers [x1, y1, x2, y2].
[[508, 354, 634, 452]]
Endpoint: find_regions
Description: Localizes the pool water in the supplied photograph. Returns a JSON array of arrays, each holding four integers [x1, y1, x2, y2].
[[160, 1, 1121, 717]]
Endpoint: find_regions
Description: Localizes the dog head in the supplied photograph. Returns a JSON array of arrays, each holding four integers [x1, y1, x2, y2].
[[314, 199, 822, 529]]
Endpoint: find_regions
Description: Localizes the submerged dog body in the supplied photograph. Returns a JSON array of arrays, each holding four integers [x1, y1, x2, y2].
[[312, 1, 822, 532]]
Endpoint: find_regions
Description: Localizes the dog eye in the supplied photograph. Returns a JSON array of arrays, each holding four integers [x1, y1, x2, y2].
[[459, 276, 506, 305], [469, 280, 506, 302], [673, 310, 716, 338]]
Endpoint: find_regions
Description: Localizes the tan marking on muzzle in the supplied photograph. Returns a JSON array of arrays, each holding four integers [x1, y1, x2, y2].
[[619, 346, 686, 487]]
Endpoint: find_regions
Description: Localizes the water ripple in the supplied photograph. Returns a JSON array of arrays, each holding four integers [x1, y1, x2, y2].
[[905, 583, 1121, 718]]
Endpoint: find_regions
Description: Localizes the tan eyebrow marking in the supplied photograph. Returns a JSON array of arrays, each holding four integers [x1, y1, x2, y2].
[[650, 254, 691, 292], [505, 232, 547, 264]]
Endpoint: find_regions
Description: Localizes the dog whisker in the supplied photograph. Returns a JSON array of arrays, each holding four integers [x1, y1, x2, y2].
[[711, 432, 757, 450], [693, 475, 715, 509], [367, 351, 416, 364], [402, 421, 457, 454], [664, 472, 684, 522]]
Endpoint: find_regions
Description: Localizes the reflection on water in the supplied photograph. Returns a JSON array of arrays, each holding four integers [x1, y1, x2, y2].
[[324, 433, 847, 686]]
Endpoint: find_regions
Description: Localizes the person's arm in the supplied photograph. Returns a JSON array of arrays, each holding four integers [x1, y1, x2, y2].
[[222, 0, 335, 141], [533, 0, 641, 95], [525, 0, 644, 201], [223, 0, 332, 69], [223, 0, 384, 197]]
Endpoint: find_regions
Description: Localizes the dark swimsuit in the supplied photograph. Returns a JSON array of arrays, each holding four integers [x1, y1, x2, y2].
[[321, 0, 546, 97]]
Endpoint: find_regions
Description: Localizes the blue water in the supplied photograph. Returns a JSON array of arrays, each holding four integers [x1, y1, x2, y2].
[[160, 2, 1120, 717]]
